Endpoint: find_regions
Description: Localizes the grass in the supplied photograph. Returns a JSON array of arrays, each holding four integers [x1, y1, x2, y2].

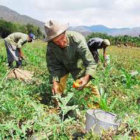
[[0, 39, 140, 139]]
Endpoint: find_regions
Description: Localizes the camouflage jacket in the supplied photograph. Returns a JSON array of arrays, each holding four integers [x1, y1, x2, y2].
[[87, 37, 104, 50], [5, 32, 28, 48]]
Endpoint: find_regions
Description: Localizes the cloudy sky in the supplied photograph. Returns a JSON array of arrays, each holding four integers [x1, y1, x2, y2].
[[0, 0, 140, 28]]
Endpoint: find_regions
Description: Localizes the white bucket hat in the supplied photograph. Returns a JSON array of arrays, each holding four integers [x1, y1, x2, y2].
[[103, 39, 111, 46], [44, 20, 69, 41]]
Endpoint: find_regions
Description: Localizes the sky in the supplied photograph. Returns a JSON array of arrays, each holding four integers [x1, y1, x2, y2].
[[0, 0, 140, 28]]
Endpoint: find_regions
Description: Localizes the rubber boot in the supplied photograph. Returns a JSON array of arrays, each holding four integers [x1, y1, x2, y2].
[[16, 60, 22, 68], [8, 62, 13, 68]]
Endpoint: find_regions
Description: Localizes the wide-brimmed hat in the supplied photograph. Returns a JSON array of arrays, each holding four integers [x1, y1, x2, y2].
[[103, 39, 110, 46], [44, 20, 69, 41]]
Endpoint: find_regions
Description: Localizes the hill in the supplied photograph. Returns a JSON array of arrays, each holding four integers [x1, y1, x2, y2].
[[0, 5, 44, 32]]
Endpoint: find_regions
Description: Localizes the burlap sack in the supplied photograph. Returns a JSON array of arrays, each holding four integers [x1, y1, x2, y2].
[[7, 68, 34, 82]]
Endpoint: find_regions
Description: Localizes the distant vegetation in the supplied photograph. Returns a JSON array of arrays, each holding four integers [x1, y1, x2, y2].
[[0, 18, 140, 47], [87, 32, 140, 47], [0, 19, 44, 39]]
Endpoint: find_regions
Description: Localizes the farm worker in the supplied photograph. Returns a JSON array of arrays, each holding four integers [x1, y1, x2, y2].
[[4, 32, 35, 68], [87, 37, 110, 66], [45, 20, 100, 108]]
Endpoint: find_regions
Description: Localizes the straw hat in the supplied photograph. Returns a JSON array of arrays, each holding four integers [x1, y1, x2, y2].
[[44, 20, 69, 41], [103, 39, 111, 46]]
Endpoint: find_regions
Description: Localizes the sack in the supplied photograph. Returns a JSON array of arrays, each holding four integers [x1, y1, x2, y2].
[[7, 68, 34, 82]]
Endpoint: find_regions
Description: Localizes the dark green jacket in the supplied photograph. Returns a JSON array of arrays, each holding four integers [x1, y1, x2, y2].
[[46, 31, 96, 82]]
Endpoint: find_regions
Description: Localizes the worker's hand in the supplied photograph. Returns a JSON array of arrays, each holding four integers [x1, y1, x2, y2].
[[19, 56, 25, 61], [52, 81, 60, 95], [103, 61, 107, 67], [77, 74, 90, 90], [17, 48, 24, 59], [20, 56, 25, 60], [104, 55, 110, 67]]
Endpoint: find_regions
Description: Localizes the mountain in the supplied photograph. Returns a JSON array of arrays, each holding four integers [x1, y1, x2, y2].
[[0, 5, 44, 32], [70, 25, 140, 37], [0, 5, 140, 37]]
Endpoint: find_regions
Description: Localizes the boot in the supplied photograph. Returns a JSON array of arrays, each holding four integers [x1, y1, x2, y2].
[[16, 60, 22, 68], [8, 62, 13, 68]]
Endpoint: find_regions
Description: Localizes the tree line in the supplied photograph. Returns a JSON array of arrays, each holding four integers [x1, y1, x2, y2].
[[0, 19, 44, 39], [87, 32, 140, 47], [0, 19, 140, 47]]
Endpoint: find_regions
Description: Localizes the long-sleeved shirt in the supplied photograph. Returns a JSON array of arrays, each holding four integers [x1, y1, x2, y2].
[[46, 31, 97, 82], [87, 37, 104, 50], [4, 32, 28, 48]]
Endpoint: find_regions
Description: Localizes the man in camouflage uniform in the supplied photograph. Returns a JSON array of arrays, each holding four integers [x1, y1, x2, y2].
[[87, 37, 110, 66], [4, 32, 35, 68], [45, 20, 100, 108]]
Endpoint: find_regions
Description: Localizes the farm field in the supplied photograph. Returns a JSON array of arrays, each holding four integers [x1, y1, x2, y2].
[[0, 39, 140, 139]]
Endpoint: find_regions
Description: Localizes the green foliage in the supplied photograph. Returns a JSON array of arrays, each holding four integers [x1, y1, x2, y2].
[[87, 32, 140, 47], [53, 93, 78, 121], [0, 19, 44, 38], [26, 24, 43, 38], [86, 32, 111, 41], [0, 19, 15, 38], [120, 68, 139, 88], [99, 93, 118, 111], [0, 39, 140, 139]]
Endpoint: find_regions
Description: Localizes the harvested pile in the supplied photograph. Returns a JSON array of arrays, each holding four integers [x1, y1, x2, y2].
[[7, 68, 34, 82]]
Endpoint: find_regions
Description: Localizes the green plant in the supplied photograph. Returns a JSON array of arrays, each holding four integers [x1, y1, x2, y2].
[[99, 93, 118, 112], [0, 37, 140, 139], [120, 68, 138, 88], [53, 93, 78, 121]]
